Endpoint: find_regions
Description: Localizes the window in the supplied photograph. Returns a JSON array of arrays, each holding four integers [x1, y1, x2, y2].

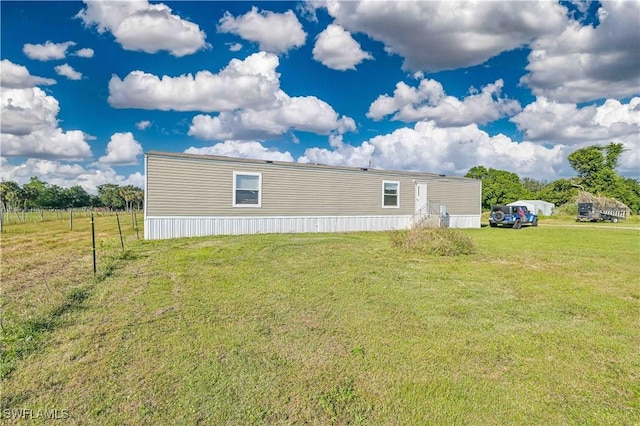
[[382, 181, 399, 208], [233, 172, 261, 207]]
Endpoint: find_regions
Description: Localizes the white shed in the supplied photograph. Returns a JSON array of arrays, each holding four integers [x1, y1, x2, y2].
[[508, 200, 555, 216]]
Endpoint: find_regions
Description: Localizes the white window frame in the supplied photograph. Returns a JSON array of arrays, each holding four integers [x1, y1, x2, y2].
[[233, 172, 262, 207], [382, 180, 400, 208]]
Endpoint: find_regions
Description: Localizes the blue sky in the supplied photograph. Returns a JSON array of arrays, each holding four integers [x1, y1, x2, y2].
[[1, 0, 638, 193]]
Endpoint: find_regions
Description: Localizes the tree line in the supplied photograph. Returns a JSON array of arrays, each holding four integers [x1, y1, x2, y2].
[[466, 142, 640, 213], [0, 177, 144, 211]]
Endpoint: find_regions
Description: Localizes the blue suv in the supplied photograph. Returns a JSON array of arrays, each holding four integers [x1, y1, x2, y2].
[[489, 205, 538, 229]]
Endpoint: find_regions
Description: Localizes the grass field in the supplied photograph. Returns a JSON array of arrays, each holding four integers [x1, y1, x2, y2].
[[1, 216, 639, 424]]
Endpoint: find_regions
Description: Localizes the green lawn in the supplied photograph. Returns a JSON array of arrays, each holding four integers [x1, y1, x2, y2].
[[1, 218, 639, 424]]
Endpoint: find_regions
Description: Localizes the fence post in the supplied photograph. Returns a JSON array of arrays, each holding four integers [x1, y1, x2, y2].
[[116, 211, 125, 252], [91, 213, 97, 275], [69, 208, 73, 231], [133, 210, 140, 240]]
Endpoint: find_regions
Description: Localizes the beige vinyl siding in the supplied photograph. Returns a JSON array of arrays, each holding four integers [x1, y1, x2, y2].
[[147, 155, 415, 216], [426, 179, 482, 215], [146, 153, 479, 217]]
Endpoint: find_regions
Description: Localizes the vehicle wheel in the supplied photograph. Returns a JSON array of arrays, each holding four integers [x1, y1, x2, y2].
[[532, 218, 538, 227], [493, 211, 505, 222], [611, 217, 619, 223], [513, 219, 521, 229]]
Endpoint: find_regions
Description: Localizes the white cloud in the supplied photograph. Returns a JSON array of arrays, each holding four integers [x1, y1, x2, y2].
[[108, 52, 281, 111], [218, 7, 306, 54], [23, 40, 76, 61], [1, 87, 92, 160], [313, 24, 372, 71], [1, 159, 86, 182], [299, 121, 568, 180], [0, 159, 144, 194], [315, 1, 567, 72], [76, 167, 146, 194], [368, 78, 521, 126], [136, 120, 151, 130], [109, 51, 355, 140], [99, 132, 143, 165], [74, 48, 94, 58], [54, 63, 82, 80], [1, 129, 92, 161], [227, 42, 243, 52], [522, 1, 640, 103], [511, 96, 640, 178], [185, 141, 294, 162], [619, 146, 640, 179], [299, 134, 375, 168], [188, 94, 356, 141], [76, 0, 148, 34], [0, 59, 56, 88], [1, 87, 59, 135], [76, 0, 208, 57], [510, 97, 640, 144], [593, 98, 640, 127]]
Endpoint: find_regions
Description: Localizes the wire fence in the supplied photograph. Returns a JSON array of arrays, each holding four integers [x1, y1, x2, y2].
[[0, 207, 142, 229], [0, 209, 143, 378]]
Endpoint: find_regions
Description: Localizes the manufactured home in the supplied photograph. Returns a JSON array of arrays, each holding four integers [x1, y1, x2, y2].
[[144, 151, 482, 240]]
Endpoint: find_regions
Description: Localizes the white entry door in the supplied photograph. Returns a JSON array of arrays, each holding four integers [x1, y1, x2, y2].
[[415, 183, 427, 212]]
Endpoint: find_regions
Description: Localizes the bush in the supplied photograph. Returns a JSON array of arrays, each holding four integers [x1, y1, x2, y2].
[[554, 203, 577, 216], [390, 227, 476, 256]]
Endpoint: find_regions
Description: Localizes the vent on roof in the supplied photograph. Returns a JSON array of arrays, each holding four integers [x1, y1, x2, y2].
[[266, 160, 273, 164], [361, 168, 368, 171]]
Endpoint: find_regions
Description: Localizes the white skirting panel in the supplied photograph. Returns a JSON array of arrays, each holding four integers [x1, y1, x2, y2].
[[145, 215, 412, 240], [144, 214, 482, 240], [448, 215, 482, 229]]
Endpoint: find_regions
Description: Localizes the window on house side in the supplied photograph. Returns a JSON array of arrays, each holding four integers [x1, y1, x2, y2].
[[233, 172, 261, 207], [382, 181, 399, 208]]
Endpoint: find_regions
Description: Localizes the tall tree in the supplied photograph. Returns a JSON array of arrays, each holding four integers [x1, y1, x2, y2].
[[465, 166, 528, 209], [537, 179, 577, 206], [568, 142, 624, 192], [568, 142, 639, 210], [97, 184, 125, 210], [22, 177, 47, 208], [520, 177, 547, 197], [616, 178, 640, 213], [63, 186, 91, 208], [0, 181, 23, 211], [39, 184, 65, 209], [132, 187, 144, 210], [119, 185, 144, 210]]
